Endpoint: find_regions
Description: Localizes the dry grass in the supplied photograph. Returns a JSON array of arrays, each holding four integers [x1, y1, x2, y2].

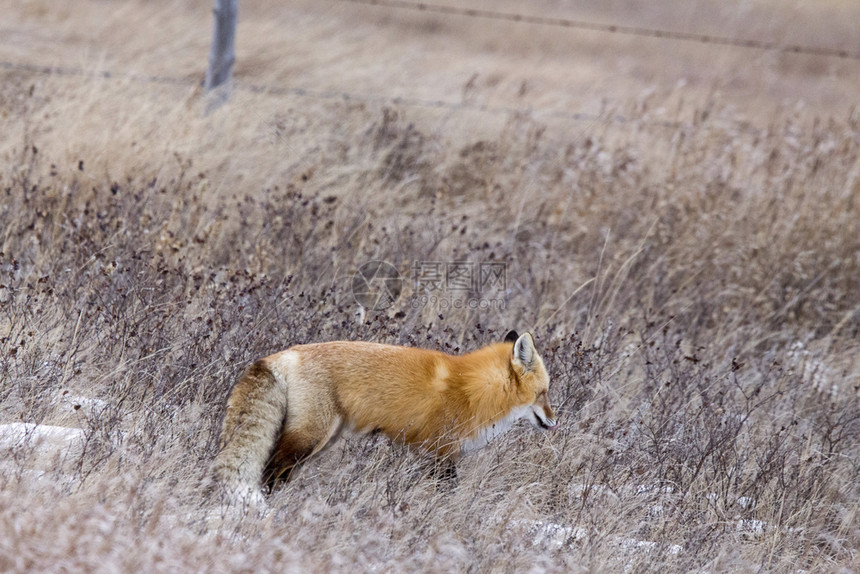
[[1, 0, 859, 571]]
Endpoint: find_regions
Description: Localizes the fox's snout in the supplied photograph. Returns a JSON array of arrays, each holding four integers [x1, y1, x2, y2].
[[543, 410, 560, 431], [530, 401, 559, 431]]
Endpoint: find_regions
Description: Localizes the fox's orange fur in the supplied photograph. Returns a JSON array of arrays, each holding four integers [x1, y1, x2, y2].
[[213, 331, 557, 502]]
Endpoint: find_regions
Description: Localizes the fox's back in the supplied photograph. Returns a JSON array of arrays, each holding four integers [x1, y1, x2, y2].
[[264, 342, 454, 436], [269, 341, 444, 389]]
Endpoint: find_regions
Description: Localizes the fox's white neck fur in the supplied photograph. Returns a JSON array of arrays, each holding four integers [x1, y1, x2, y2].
[[460, 404, 533, 454]]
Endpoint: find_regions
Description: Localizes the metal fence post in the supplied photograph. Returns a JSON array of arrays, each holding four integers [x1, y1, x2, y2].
[[204, 0, 238, 112]]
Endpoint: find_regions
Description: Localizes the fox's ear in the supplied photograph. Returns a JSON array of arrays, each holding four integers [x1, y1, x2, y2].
[[504, 330, 519, 343], [512, 332, 536, 371]]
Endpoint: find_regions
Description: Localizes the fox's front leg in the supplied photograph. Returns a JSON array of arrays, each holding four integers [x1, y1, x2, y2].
[[430, 446, 460, 489], [435, 457, 458, 483]]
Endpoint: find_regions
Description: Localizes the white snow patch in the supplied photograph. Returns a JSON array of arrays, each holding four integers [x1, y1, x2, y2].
[[513, 519, 682, 558], [514, 519, 587, 550], [0, 422, 85, 458], [617, 537, 682, 556], [0, 462, 49, 482], [736, 519, 767, 537], [0, 460, 79, 488], [635, 484, 674, 495]]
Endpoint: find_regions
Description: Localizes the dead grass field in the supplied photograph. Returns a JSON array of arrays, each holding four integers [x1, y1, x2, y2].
[[1, 0, 859, 571]]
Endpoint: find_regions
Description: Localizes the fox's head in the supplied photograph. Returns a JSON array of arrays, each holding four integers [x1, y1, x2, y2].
[[507, 330, 559, 431]]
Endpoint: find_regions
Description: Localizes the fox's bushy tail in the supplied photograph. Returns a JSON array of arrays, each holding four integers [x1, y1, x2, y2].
[[212, 360, 287, 503]]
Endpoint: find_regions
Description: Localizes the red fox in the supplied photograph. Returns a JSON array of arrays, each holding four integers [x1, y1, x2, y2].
[[213, 331, 557, 502]]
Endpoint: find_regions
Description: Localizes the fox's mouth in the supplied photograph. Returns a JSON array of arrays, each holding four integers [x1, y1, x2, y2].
[[534, 412, 559, 431]]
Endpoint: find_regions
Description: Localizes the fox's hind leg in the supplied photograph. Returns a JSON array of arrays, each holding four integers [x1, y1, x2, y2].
[[213, 360, 287, 505], [264, 415, 343, 489]]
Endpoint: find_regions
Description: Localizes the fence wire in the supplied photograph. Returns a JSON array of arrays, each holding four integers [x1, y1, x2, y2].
[[336, 0, 860, 61], [2, 59, 695, 132]]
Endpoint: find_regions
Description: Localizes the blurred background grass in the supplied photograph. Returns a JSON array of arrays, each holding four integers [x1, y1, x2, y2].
[[1, 0, 858, 571]]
